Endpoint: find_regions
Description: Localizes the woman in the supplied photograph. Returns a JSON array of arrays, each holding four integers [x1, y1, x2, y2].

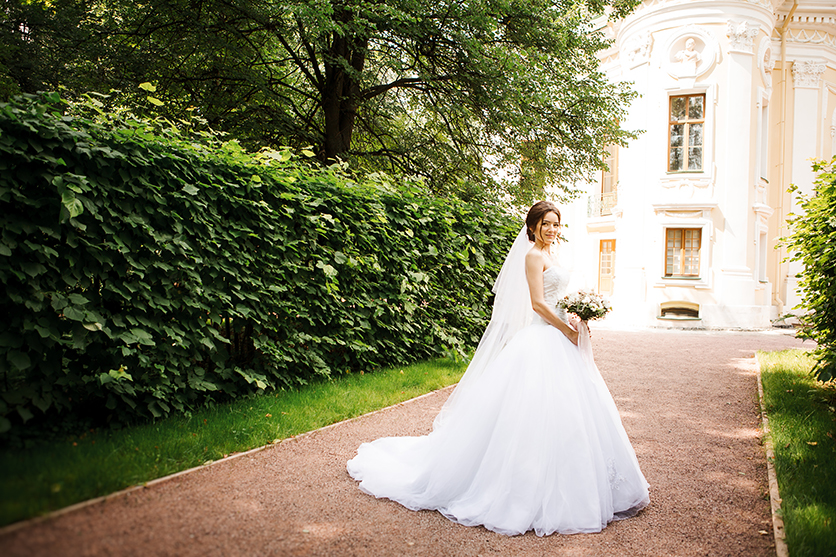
[[347, 201, 649, 536]]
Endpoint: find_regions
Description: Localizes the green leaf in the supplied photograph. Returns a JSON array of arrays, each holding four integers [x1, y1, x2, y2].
[[61, 192, 84, 218], [16, 405, 34, 423], [138, 82, 157, 92], [63, 306, 86, 321], [8, 351, 31, 371], [147, 96, 164, 107], [69, 293, 89, 305]]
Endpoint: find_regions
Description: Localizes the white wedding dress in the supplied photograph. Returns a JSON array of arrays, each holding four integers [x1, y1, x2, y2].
[[347, 265, 649, 536]]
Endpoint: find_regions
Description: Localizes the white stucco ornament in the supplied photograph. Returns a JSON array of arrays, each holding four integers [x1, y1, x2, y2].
[[660, 177, 715, 200], [792, 59, 826, 89], [661, 26, 718, 81], [727, 20, 760, 53], [622, 30, 653, 69], [758, 37, 774, 89]]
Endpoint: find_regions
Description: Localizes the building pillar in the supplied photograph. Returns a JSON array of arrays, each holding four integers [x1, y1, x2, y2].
[[784, 59, 825, 311], [717, 20, 759, 311]]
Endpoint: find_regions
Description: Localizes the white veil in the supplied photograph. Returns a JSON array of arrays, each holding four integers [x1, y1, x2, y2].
[[433, 225, 534, 429]]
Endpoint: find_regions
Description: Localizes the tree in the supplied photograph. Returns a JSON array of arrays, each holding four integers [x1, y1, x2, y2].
[[2, 0, 640, 202]]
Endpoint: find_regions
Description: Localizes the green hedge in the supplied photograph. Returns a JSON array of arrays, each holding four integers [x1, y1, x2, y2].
[[0, 93, 517, 434], [785, 157, 836, 382]]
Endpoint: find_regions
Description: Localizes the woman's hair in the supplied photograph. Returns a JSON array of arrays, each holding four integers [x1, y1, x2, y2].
[[525, 201, 561, 242]]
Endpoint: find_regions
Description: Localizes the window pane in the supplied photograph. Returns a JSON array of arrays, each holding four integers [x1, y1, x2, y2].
[[666, 230, 681, 275], [689, 123, 703, 147], [670, 97, 686, 121], [666, 228, 702, 277], [669, 148, 683, 171], [688, 96, 704, 120], [688, 147, 702, 170], [670, 124, 683, 147]]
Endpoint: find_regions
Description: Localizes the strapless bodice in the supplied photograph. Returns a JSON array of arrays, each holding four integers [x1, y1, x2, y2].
[[534, 266, 570, 324]]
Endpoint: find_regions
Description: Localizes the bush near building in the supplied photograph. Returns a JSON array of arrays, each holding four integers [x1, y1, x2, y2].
[[786, 157, 836, 382]]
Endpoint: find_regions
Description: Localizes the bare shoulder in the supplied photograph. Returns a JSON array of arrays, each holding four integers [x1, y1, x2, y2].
[[525, 246, 544, 267], [524, 247, 545, 275]]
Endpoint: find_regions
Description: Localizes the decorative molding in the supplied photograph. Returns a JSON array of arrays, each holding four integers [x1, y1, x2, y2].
[[622, 30, 653, 69], [831, 107, 836, 140], [780, 29, 836, 48], [661, 26, 719, 81], [745, 0, 780, 13], [776, 14, 836, 29], [652, 202, 718, 215], [601, 52, 620, 66], [753, 203, 774, 224], [727, 20, 760, 54], [758, 37, 774, 90], [792, 59, 826, 89], [660, 176, 715, 199]]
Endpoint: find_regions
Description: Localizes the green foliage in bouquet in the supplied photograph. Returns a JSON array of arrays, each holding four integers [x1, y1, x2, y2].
[[784, 157, 836, 382], [0, 92, 517, 436]]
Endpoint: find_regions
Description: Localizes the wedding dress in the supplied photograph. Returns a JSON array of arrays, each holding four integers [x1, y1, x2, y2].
[[347, 237, 650, 536]]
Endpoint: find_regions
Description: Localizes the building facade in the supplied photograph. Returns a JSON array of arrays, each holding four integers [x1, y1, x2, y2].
[[561, 0, 836, 329]]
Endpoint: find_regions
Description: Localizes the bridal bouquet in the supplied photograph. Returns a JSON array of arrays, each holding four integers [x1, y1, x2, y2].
[[558, 290, 612, 321]]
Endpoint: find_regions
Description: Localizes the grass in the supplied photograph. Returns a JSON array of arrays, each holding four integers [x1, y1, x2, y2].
[[0, 357, 467, 528], [759, 349, 836, 556]]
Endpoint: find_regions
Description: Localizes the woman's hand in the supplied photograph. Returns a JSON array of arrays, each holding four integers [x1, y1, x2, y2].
[[565, 327, 580, 346], [566, 316, 588, 345]]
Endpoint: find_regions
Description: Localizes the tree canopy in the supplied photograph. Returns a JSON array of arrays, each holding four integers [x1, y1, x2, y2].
[[1, 0, 639, 203]]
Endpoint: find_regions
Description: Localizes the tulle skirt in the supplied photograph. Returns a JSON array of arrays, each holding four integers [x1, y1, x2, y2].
[[346, 322, 650, 536]]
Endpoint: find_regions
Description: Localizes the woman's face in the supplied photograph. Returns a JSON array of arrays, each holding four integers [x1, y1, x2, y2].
[[535, 211, 560, 245]]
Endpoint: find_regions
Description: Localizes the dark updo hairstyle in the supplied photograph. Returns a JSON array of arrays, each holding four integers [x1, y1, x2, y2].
[[525, 201, 561, 242]]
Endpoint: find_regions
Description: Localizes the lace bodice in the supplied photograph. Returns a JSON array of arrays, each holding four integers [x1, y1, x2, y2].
[[534, 266, 570, 324]]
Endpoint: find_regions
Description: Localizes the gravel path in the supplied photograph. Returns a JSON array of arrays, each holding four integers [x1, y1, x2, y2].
[[2, 329, 808, 557]]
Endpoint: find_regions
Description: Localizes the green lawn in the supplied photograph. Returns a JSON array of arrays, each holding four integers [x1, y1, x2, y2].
[[0, 358, 466, 528], [760, 349, 836, 556]]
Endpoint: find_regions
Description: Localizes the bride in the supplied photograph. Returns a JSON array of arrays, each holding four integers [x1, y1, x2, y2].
[[347, 201, 649, 536]]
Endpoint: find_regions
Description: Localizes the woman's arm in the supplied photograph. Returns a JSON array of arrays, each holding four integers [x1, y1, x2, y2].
[[524, 250, 579, 345]]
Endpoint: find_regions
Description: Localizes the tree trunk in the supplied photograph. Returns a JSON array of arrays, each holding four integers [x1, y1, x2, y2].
[[321, 8, 367, 160]]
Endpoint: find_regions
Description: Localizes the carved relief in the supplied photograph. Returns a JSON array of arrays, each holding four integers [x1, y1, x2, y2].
[[758, 37, 774, 89], [831, 108, 836, 140], [674, 38, 701, 75], [727, 20, 760, 53], [744, 0, 780, 13], [792, 59, 825, 89], [622, 30, 653, 69], [660, 177, 715, 199], [782, 29, 836, 49], [662, 26, 718, 81]]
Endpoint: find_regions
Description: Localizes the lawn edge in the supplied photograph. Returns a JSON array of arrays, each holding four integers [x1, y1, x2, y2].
[[0, 383, 458, 536], [756, 354, 789, 557]]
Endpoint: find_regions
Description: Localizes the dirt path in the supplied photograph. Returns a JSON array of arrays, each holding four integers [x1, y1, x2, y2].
[[2, 329, 807, 556]]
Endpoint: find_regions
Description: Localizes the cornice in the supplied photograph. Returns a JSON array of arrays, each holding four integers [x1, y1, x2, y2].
[[620, 0, 779, 44]]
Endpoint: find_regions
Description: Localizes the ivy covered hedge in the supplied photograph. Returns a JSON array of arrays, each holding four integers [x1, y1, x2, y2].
[[0, 93, 517, 434], [786, 157, 836, 382]]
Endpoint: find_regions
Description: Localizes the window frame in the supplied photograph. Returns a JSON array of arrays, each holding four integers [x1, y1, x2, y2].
[[663, 228, 702, 277], [652, 204, 716, 290], [660, 85, 715, 189], [667, 93, 706, 173]]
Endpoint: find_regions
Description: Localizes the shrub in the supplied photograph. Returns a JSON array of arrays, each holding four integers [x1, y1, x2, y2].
[[0, 92, 517, 434], [785, 157, 836, 381]]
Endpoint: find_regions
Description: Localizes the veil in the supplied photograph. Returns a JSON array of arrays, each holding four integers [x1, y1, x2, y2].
[[433, 225, 534, 429]]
